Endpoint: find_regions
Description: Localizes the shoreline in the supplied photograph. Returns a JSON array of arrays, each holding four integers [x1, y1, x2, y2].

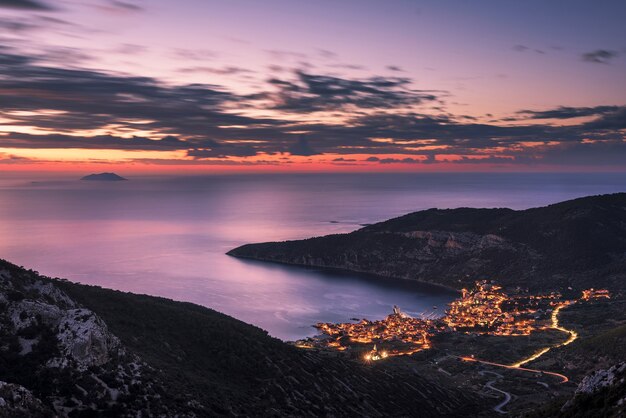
[[226, 252, 463, 294]]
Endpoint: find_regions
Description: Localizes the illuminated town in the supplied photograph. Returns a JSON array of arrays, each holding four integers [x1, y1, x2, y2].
[[443, 280, 562, 336], [581, 288, 611, 300], [295, 281, 611, 362], [308, 305, 436, 358]]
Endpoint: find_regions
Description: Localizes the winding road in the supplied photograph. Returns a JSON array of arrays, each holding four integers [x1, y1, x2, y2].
[[479, 370, 511, 414], [457, 300, 579, 413], [460, 298, 578, 384], [460, 356, 569, 383], [510, 301, 578, 368]]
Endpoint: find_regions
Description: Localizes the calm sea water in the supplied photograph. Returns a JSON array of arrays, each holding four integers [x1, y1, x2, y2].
[[0, 172, 624, 340]]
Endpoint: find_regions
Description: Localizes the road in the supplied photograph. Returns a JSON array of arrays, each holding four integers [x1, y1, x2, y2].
[[510, 301, 578, 368], [458, 299, 578, 384], [479, 370, 511, 414], [460, 356, 569, 383]]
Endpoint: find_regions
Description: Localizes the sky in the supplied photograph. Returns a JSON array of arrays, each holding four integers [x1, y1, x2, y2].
[[0, 0, 625, 173]]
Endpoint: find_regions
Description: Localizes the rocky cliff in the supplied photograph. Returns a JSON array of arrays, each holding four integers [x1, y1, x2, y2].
[[0, 264, 180, 416], [559, 363, 626, 417], [0, 382, 48, 418], [228, 193, 626, 292]]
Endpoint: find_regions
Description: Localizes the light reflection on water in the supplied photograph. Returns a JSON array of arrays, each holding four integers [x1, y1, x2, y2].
[[0, 173, 624, 340]]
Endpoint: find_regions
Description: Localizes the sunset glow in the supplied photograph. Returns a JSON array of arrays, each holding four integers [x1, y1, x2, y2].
[[0, 1, 624, 173]]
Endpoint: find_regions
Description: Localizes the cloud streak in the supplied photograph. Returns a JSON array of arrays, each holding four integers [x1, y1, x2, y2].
[[516, 106, 621, 120], [581, 49, 619, 64], [262, 71, 438, 113], [0, 0, 52, 11], [0, 46, 624, 168]]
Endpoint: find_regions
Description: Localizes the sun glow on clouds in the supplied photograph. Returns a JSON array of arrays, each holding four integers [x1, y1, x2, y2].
[[0, 1, 624, 172], [0, 148, 186, 162]]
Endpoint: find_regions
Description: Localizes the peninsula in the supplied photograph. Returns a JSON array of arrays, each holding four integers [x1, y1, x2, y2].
[[228, 193, 626, 293]]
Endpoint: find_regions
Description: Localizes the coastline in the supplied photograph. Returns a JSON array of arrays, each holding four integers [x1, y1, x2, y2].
[[226, 251, 463, 294]]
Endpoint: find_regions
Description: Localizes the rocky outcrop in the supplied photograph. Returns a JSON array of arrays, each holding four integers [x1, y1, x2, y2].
[[0, 381, 49, 417], [52, 307, 121, 370], [4, 275, 122, 371], [576, 362, 626, 395], [0, 266, 183, 417], [559, 362, 626, 417]]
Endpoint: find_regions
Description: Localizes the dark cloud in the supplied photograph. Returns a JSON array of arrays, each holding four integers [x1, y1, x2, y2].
[[264, 70, 437, 112], [0, 47, 624, 168], [513, 45, 529, 52], [328, 63, 367, 70], [108, 1, 143, 12], [513, 45, 546, 55], [187, 145, 258, 159], [378, 157, 421, 164], [0, 0, 52, 10], [0, 14, 81, 37], [177, 66, 253, 76], [386, 65, 404, 72], [0, 133, 188, 150], [37, 46, 93, 65], [581, 49, 618, 64], [583, 107, 626, 130], [0, 48, 269, 139], [0, 17, 39, 32], [452, 156, 518, 164], [288, 136, 316, 156], [516, 105, 621, 120], [534, 140, 626, 166]]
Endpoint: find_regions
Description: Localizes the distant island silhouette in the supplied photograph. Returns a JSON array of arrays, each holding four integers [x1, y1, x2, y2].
[[80, 173, 128, 181]]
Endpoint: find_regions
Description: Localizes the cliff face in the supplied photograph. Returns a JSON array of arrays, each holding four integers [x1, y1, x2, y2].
[[575, 363, 626, 395], [0, 264, 177, 417], [0, 382, 48, 418], [3, 277, 120, 370], [228, 193, 626, 292], [0, 259, 484, 417], [558, 363, 626, 418]]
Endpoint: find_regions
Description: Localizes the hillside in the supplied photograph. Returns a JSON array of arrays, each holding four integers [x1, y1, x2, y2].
[[0, 259, 482, 417], [228, 193, 626, 292]]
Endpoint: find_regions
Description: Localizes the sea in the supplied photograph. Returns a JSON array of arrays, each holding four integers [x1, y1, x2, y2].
[[0, 172, 624, 340]]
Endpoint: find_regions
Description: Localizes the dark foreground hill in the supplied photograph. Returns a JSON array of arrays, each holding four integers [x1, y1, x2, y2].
[[228, 193, 626, 292], [0, 259, 482, 417]]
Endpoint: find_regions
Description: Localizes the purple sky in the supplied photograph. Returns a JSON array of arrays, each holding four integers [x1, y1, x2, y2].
[[0, 0, 625, 172]]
